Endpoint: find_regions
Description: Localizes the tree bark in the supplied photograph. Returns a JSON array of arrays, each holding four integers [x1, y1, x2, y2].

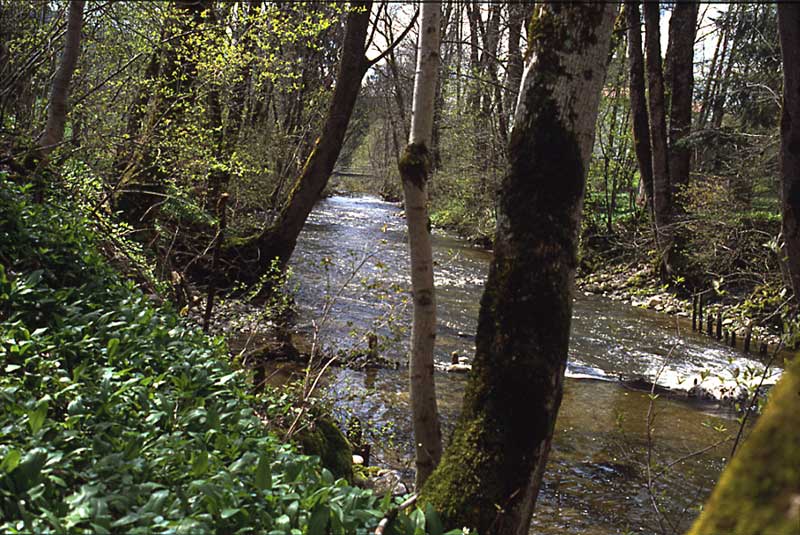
[[779, 4, 800, 302], [38, 0, 84, 157], [687, 357, 800, 535], [227, 1, 372, 281], [666, 1, 698, 196], [420, 3, 616, 534], [398, 2, 443, 490], [644, 0, 673, 278], [626, 1, 653, 212]]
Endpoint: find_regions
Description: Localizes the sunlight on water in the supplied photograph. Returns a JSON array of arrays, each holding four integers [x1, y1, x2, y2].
[[288, 195, 767, 534]]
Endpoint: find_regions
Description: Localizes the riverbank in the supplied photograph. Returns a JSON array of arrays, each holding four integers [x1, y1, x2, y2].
[[0, 181, 394, 533]]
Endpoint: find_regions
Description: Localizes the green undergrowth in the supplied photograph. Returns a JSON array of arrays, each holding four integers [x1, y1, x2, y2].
[[0, 179, 460, 535]]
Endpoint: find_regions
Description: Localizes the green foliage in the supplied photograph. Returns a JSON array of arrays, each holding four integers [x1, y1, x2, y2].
[[0, 179, 402, 534]]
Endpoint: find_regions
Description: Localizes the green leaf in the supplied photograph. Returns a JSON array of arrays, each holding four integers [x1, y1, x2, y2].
[[221, 508, 240, 519], [409, 508, 425, 534], [424, 504, 444, 535], [28, 399, 49, 434], [107, 338, 120, 358], [254, 454, 272, 490], [307, 506, 329, 535], [192, 449, 209, 477], [0, 449, 21, 473]]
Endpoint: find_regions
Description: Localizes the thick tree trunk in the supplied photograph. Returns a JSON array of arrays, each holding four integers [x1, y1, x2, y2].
[[420, 3, 616, 534], [399, 2, 443, 490], [644, 1, 673, 278], [37, 0, 84, 157], [626, 1, 654, 212], [779, 4, 800, 302], [227, 1, 372, 280], [666, 1, 698, 196]]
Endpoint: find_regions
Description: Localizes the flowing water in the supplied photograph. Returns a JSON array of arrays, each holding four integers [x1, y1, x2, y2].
[[286, 194, 773, 534]]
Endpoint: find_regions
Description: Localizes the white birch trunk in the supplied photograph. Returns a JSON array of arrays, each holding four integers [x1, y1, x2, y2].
[[399, 1, 442, 489]]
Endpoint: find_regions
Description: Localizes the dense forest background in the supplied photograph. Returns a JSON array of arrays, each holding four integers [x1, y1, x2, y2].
[[0, 2, 786, 303]]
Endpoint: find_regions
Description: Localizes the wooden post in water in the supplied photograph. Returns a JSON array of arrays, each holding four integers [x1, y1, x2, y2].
[[698, 295, 704, 331], [731, 329, 737, 348], [744, 324, 753, 353], [692, 295, 698, 331], [724, 330, 729, 344], [367, 332, 378, 360], [716, 310, 723, 341], [707, 313, 713, 336], [759, 342, 768, 356]]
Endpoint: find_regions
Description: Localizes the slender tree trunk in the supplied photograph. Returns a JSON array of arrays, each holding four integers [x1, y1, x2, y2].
[[666, 1, 698, 196], [421, 3, 616, 533], [697, 8, 727, 130], [710, 4, 742, 130], [644, 0, 672, 278], [779, 4, 800, 302], [505, 2, 525, 125], [398, 2, 443, 489], [227, 1, 372, 281], [626, 1, 654, 213], [38, 0, 84, 157]]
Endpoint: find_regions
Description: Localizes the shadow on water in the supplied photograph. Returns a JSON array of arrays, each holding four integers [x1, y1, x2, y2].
[[287, 195, 764, 534]]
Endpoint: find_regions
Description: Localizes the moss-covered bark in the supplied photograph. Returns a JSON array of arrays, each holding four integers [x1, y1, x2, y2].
[[419, 4, 616, 534], [688, 357, 800, 535]]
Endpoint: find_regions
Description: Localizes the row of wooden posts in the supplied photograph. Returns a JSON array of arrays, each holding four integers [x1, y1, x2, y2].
[[691, 294, 769, 356]]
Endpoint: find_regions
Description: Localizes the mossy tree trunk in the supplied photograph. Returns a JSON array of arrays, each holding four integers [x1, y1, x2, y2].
[[644, 1, 673, 279], [37, 0, 84, 157], [419, 3, 616, 534], [778, 4, 800, 303], [625, 1, 653, 213], [399, 2, 443, 490], [226, 1, 373, 283], [687, 357, 800, 535]]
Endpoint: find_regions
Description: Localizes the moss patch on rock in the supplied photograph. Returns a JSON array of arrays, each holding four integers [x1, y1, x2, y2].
[[297, 416, 354, 483]]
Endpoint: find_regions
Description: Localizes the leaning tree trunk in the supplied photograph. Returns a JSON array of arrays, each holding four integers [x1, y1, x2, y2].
[[398, 2, 443, 490], [420, 3, 616, 534], [644, 0, 673, 279], [625, 1, 654, 213], [227, 0, 373, 282], [778, 4, 800, 302], [38, 0, 84, 157]]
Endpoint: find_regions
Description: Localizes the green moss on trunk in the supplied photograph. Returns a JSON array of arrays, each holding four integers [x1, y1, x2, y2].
[[688, 357, 800, 535]]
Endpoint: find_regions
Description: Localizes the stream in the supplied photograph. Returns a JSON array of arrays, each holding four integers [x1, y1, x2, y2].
[[285, 194, 775, 534]]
